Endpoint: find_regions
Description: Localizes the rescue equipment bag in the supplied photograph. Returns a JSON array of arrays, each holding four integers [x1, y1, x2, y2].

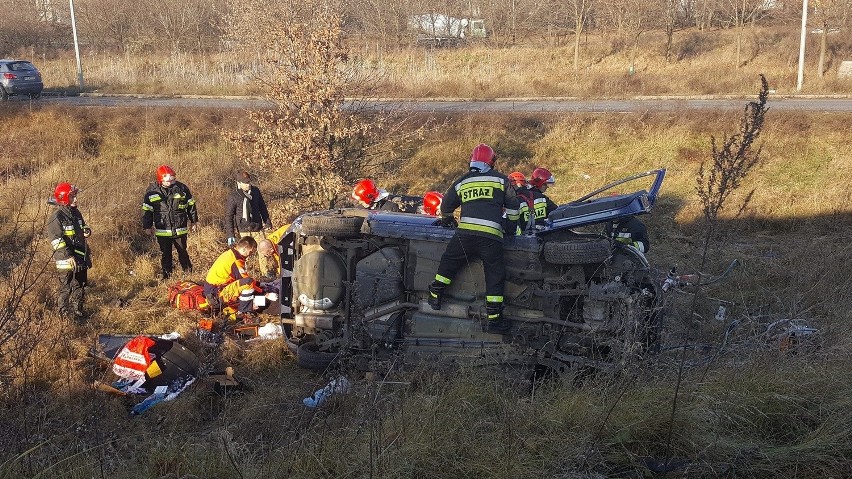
[[167, 280, 209, 312]]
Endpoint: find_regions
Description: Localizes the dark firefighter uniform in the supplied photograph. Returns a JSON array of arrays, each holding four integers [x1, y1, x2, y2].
[[606, 216, 650, 253], [518, 186, 558, 232], [48, 205, 91, 319], [428, 170, 521, 332], [141, 181, 197, 278]]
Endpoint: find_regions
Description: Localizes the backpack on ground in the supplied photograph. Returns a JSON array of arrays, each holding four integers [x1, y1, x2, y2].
[[167, 280, 209, 312]]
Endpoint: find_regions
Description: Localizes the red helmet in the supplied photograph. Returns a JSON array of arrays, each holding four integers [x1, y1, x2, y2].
[[156, 165, 176, 185], [508, 171, 526, 187], [422, 191, 443, 216], [470, 144, 496, 167], [529, 167, 556, 189], [352, 179, 380, 207], [53, 183, 78, 206]]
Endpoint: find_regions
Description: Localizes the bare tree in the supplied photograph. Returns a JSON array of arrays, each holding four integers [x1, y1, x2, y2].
[[661, 0, 687, 62], [0, 1, 51, 50], [723, 0, 768, 67], [564, 0, 596, 71], [225, 0, 427, 216], [345, 0, 415, 48], [601, 0, 658, 73], [813, 0, 851, 77], [76, 0, 138, 51]]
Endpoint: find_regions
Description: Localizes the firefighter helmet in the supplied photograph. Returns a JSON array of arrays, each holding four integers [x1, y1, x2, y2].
[[352, 179, 380, 207], [529, 167, 556, 189], [53, 183, 78, 206], [157, 165, 177, 185], [422, 191, 443, 216], [508, 171, 527, 187], [470, 144, 496, 167]]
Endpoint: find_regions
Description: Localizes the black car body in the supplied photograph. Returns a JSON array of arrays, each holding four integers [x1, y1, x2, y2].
[[278, 169, 667, 374]]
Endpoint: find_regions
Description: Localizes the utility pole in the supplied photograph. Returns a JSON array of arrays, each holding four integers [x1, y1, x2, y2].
[[69, 0, 84, 90], [796, 0, 809, 92]]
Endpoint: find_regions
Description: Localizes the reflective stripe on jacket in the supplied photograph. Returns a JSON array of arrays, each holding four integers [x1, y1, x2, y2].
[[47, 205, 90, 270], [518, 187, 558, 229], [441, 170, 520, 240], [141, 181, 197, 236]]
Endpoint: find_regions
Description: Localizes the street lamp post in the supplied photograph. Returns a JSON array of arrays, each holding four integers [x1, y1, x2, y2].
[[796, 0, 809, 92], [69, 0, 84, 90]]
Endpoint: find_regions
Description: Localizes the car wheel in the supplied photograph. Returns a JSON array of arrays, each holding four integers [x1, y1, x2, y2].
[[0, 87, 8, 101], [301, 211, 364, 237], [543, 238, 611, 265], [296, 341, 339, 370]]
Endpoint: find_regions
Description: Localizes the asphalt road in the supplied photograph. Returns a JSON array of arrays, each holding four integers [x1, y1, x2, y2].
[[27, 94, 852, 112]]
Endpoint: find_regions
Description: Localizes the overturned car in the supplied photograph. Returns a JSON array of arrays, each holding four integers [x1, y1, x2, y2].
[[277, 169, 667, 374]]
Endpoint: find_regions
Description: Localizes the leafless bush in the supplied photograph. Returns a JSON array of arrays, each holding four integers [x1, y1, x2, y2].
[[696, 74, 767, 266], [225, 0, 428, 216]]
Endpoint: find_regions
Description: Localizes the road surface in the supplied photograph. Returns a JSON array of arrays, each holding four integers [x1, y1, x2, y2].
[[24, 94, 852, 113]]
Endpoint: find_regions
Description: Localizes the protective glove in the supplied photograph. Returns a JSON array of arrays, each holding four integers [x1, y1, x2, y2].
[[437, 216, 457, 228], [189, 222, 199, 233], [227, 237, 236, 247], [83, 227, 92, 238], [67, 256, 77, 271], [264, 224, 274, 232]]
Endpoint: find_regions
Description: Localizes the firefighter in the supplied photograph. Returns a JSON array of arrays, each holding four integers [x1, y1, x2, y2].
[[224, 170, 273, 275], [606, 216, 650, 253], [351, 179, 422, 213], [518, 167, 558, 233], [141, 165, 198, 279], [48, 183, 92, 321], [427, 144, 521, 334], [507, 171, 528, 192], [420, 191, 443, 216], [204, 237, 262, 320]]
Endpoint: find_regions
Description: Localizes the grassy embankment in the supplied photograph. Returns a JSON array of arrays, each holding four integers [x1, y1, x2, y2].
[[1, 103, 851, 477], [34, 26, 852, 98]]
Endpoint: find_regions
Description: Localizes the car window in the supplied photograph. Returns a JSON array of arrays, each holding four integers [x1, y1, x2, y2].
[[8, 62, 36, 72]]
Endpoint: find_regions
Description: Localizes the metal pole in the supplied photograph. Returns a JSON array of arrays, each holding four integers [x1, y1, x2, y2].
[[69, 0, 84, 90], [796, 0, 809, 92]]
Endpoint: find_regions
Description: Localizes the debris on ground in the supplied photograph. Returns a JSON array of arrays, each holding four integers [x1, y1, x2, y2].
[[303, 376, 351, 408]]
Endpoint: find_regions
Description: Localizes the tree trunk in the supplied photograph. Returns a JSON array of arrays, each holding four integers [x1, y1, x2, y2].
[[574, 25, 583, 72], [630, 33, 640, 74], [735, 23, 743, 67], [665, 24, 674, 63], [817, 24, 827, 77]]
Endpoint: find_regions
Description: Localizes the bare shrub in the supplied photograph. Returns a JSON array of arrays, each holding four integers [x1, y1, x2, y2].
[[224, 0, 428, 216], [696, 74, 768, 265]]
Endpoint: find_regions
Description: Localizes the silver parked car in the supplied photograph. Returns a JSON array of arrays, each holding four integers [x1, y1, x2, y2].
[[0, 59, 43, 101]]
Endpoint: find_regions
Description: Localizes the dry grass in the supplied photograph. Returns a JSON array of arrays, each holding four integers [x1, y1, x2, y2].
[[1, 103, 852, 477], [34, 26, 852, 98]]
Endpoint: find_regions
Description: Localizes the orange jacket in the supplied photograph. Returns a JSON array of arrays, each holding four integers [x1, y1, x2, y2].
[[205, 248, 249, 287]]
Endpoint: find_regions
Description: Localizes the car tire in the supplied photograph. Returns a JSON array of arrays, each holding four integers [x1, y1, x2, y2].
[[543, 238, 611, 265], [296, 342, 339, 370], [0, 87, 8, 101], [301, 211, 364, 237]]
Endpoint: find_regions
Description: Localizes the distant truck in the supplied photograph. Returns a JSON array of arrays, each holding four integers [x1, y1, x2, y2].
[[409, 13, 486, 47]]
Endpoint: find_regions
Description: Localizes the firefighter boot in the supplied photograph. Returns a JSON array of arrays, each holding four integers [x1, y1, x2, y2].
[[485, 302, 511, 334], [427, 282, 445, 310]]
